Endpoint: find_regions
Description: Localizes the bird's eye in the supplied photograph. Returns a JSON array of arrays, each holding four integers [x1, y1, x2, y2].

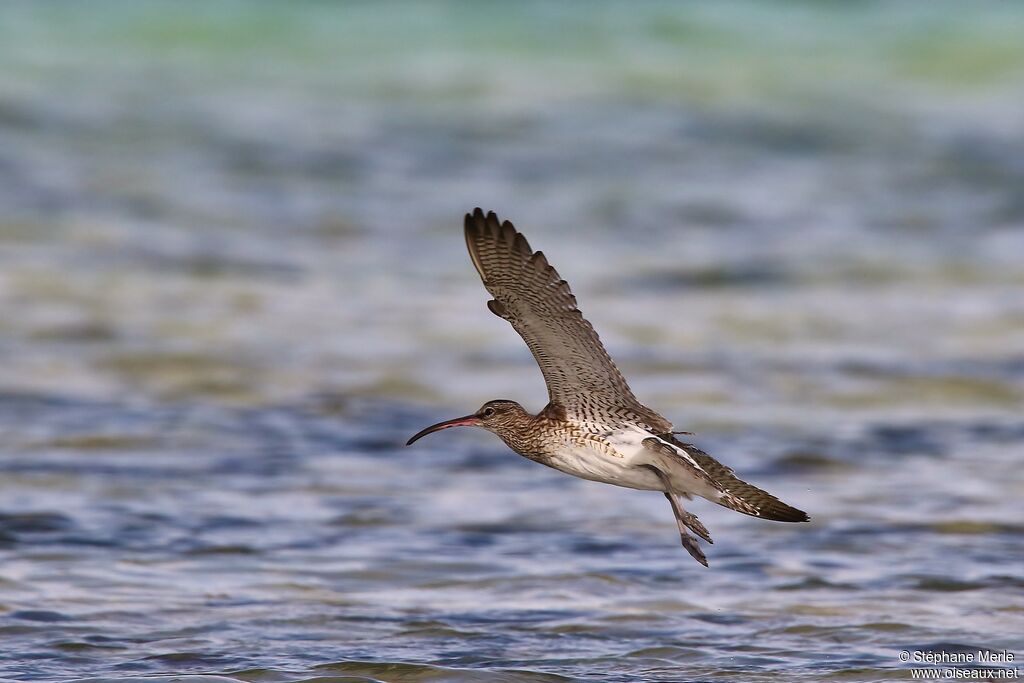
[[483, 407, 495, 417]]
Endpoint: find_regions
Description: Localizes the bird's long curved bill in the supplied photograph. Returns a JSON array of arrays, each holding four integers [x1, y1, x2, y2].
[[406, 415, 480, 445]]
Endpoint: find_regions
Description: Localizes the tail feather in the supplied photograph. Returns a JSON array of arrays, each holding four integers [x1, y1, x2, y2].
[[659, 435, 809, 523]]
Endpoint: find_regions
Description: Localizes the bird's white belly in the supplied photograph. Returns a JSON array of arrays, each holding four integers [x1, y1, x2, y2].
[[544, 439, 664, 490], [544, 432, 663, 491], [541, 426, 720, 498]]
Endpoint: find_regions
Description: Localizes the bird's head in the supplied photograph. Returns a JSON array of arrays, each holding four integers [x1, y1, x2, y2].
[[406, 399, 527, 445]]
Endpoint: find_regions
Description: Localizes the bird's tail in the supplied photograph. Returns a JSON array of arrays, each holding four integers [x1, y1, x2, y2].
[[659, 435, 809, 523], [717, 483, 809, 522]]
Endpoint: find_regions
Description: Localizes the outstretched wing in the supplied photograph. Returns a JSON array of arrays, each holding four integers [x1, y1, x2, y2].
[[464, 208, 671, 432]]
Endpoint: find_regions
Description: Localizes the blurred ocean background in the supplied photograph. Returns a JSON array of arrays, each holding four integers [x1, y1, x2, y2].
[[1, 2, 1023, 681]]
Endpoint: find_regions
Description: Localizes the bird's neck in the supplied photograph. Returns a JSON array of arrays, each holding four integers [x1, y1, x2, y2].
[[489, 408, 545, 459]]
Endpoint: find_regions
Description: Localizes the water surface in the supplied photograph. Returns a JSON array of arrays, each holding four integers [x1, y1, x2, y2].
[[0, 2, 1022, 681]]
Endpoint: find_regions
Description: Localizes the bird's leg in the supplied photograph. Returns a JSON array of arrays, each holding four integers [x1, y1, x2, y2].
[[662, 492, 713, 544], [663, 492, 708, 566], [643, 464, 713, 543], [642, 465, 712, 567]]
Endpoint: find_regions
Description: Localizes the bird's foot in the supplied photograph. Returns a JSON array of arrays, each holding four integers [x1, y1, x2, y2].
[[676, 509, 713, 545], [677, 527, 708, 567]]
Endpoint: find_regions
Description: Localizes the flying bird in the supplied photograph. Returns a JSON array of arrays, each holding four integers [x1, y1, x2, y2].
[[407, 209, 808, 566]]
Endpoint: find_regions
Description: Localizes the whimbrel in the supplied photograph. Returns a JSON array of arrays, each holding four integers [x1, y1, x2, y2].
[[407, 209, 808, 566]]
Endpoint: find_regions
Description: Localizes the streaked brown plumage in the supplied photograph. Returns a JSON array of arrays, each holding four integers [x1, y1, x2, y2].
[[407, 208, 808, 566]]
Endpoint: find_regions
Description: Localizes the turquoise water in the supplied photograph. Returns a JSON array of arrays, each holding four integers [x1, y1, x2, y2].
[[1, 2, 1023, 681]]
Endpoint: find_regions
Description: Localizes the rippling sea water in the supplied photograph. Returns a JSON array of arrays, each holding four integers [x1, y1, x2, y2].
[[1, 2, 1023, 681]]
